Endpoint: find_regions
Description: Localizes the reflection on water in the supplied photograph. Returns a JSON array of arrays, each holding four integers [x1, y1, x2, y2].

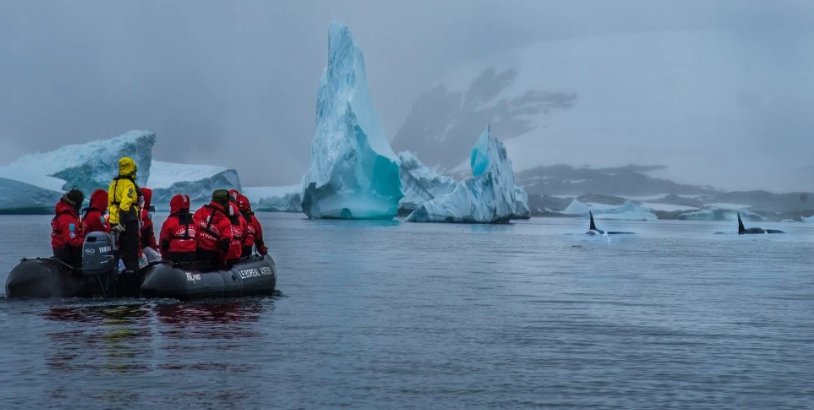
[[1, 214, 813, 408], [34, 299, 274, 409]]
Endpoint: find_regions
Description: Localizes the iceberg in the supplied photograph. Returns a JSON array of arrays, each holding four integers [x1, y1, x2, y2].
[[398, 151, 458, 213], [677, 208, 763, 221], [0, 130, 155, 212], [244, 185, 303, 213], [301, 22, 402, 219], [560, 198, 657, 221], [512, 186, 531, 219], [147, 161, 241, 211], [0, 177, 62, 214], [406, 127, 529, 223]]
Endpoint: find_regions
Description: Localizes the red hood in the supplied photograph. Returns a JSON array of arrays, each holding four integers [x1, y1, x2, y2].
[[139, 188, 153, 208], [228, 189, 240, 207], [208, 201, 228, 213], [170, 194, 190, 214], [237, 194, 252, 213], [88, 189, 108, 211], [55, 199, 78, 216]]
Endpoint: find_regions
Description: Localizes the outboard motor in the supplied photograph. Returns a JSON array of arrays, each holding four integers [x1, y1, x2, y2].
[[82, 232, 116, 276]]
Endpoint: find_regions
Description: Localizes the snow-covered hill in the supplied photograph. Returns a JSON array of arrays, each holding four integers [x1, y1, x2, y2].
[[392, 30, 814, 192]]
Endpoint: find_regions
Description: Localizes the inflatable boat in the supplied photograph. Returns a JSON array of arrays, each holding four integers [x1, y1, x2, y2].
[[5, 232, 277, 300]]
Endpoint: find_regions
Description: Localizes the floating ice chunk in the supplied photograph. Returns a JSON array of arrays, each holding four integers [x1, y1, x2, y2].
[[561, 199, 656, 221], [397, 151, 458, 213], [244, 185, 303, 213], [406, 127, 529, 223], [677, 208, 762, 221], [301, 22, 402, 219], [512, 186, 531, 219], [0, 177, 62, 213], [0, 130, 155, 212], [147, 161, 241, 210]]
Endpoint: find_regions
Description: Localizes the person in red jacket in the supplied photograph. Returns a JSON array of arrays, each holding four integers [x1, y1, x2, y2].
[[51, 189, 85, 268], [226, 190, 247, 263], [159, 194, 197, 265], [193, 189, 234, 268], [138, 188, 160, 262], [81, 189, 109, 234], [237, 194, 268, 257]]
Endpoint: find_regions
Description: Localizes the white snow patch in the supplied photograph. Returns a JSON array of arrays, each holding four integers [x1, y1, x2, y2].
[[705, 202, 750, 210], [640, 202, 699, 212]]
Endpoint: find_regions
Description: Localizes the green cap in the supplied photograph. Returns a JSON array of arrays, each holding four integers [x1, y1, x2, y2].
[[212, 189, 229, 203]]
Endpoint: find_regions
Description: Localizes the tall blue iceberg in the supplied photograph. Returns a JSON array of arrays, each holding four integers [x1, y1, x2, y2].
[[301, 22, 402, 219], [407, 127, 530, 223]]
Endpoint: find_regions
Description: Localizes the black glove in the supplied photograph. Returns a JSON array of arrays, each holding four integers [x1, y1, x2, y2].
[[256, 239, 268, 255], [218, 239, 230, 252]]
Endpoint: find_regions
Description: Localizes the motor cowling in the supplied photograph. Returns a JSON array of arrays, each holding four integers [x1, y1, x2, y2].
[[82, 232, 116, 276]]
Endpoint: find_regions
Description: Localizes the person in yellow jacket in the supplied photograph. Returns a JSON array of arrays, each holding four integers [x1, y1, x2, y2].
[[108, 157, 141, 272]]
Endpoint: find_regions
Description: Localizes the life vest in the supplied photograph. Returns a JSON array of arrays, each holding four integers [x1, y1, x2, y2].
[[192, 202, 232, 255], [162, 213, 197, 254], [51, 201, 83, 250]]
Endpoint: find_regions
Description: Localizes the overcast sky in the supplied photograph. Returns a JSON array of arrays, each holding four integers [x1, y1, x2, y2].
[[1, 0, 812, 188]]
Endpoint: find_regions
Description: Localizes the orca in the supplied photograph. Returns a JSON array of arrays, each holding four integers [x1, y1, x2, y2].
[[737, 212, 783, 234], [586, 210, 634, 235]]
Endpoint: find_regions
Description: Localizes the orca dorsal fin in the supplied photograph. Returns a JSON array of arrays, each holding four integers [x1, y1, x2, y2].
[[737, 212, 745, 234], [589, 210, 597, 231]]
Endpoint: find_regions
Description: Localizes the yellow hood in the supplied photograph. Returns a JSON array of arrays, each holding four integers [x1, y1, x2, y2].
[[118, 157, 137, 177]]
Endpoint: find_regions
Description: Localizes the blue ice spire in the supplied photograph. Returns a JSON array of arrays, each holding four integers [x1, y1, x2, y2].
[[302, 22, 403, 220]]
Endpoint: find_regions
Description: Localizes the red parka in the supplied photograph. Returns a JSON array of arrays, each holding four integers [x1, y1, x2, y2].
[[81, 189, 109, 234], [52, 200, 84, 251], [237, 194, 267, 255], [160, 194, 197, 255], [139, 188, 159, 250], [193, 201, 233, 266], [226, 201, 247, 263]]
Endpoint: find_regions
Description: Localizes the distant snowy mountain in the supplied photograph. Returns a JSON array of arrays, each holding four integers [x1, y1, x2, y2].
[[392, 30, 814, 192], [516, 164, 716, 197], [519, 164, 814, 221]]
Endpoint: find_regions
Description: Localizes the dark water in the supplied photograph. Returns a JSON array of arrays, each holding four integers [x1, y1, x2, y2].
[[1, 213, 813, 409]]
